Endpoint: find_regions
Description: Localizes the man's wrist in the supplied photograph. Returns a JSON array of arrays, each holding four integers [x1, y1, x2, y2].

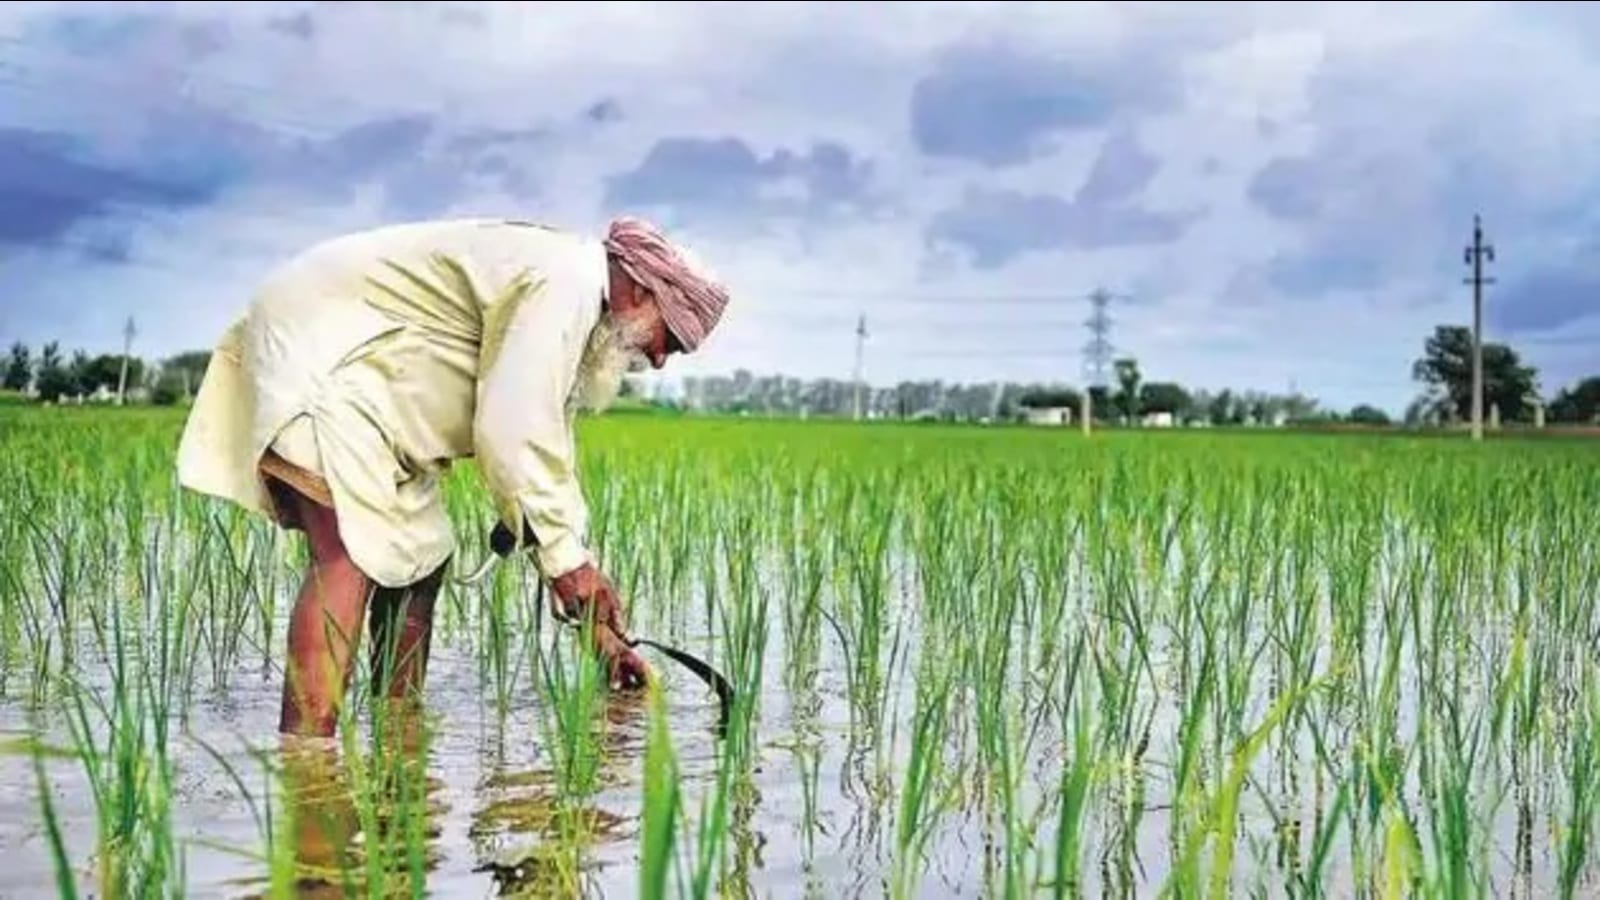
[[535, 532, 591, 581]]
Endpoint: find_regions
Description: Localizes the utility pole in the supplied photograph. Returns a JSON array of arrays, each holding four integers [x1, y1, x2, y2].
[[1463, 214, 1495, 441], [116, 315, 136, 406], [851, 313, 868, 420]]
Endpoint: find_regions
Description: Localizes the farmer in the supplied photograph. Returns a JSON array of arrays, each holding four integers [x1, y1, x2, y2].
[[174, 216, 730, 737]]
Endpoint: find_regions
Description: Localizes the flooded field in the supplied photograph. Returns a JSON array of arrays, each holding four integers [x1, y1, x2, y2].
[[2, 407, 1598, 898]]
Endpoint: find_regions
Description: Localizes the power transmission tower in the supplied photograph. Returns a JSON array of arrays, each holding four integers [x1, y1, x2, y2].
[[1083, 288, 1115, 389], [1463, 214, 1495, 441], [851, 313, 868, 420], [116, 315, 137, 406], [1081, 288, 1124, 434]]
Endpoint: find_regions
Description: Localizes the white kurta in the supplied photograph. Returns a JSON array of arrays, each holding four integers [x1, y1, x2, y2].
[[176, 218, 607, 587]]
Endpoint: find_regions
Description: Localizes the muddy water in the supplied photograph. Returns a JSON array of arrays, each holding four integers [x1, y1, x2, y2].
[[0, 575, 1583, 898], [0, 595, 993, 898]]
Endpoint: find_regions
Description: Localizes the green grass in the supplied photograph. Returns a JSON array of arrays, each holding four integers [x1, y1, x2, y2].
[[1, 406, 1598, 897]]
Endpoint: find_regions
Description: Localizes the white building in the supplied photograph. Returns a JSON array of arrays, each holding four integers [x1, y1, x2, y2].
[[1024, 406, 1074, 426]]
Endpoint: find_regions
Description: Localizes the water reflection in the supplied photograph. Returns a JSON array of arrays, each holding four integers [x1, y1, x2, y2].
[[467, 694, 647, 897], [272, 701, 444, 897]]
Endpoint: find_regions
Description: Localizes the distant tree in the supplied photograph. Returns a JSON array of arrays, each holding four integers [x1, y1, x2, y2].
[[1282, 392, 1320, 423], [150, 350, 212, 405], [1114, 358, 1141, 423], [72, 354, 143, 396], [4, 342, 30, 391], [1087, 385, 1113, 422], [1249, 396, 1269, 424], [35, 341, 74, 402], [65, 349, 93, 397], [1139, 381, 1190, 416], [1348, 404, 1392, 426], [151, 372, 184, 406], [1548, 376, 1600, 424], [1411, 324, 1539, 424], [1407, 384, 1453, 425], [1209, 389, 1235, 426], [1017, 387, 1081, 410]]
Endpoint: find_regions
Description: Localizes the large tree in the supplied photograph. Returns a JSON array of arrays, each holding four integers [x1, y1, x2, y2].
[[35, 341, 74, 402], [73, 354, 144, 396], [4, 343, 30, 391], [1207, 388, 1241, 425], [150, 350, 212, 405], [1549, 376, 1600, 424], [69, 349, 108, 398], [1348, 404, 1391, 426], [1139, 381, 1190, 416], [1411, 325, 1539, 424]]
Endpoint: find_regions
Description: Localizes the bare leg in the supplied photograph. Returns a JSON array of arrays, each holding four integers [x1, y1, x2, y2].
[[278, 486, 372, 738], [368, 559, 445, 702]]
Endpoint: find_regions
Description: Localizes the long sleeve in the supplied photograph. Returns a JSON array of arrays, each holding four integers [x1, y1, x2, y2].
[[472, 258, 602, 580]]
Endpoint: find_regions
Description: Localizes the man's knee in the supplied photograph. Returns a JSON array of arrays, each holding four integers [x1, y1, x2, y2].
[[371, 557, 449, 626], [283, 489, 350, 568]]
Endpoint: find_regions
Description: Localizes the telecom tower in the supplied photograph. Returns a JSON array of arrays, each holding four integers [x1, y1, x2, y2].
[[1082, 288, 1115, 389]]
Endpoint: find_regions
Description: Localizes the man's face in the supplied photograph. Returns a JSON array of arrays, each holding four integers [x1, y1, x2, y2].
[[568, 266, 687, 414], [607, 265, 685, 371]]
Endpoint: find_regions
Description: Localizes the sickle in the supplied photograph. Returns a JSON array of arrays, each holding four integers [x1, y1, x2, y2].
[[625, 636, 733, 734], [454, 521, 733, 734], [449, 520, 522, 586]]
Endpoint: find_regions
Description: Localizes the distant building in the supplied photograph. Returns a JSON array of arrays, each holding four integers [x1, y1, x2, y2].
[[1142, 411, 1174, 428], [1025, 406, 1074, 426]]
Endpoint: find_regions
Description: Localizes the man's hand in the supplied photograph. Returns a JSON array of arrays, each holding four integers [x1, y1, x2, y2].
[[595, 627, 650, 691], [549, 562, 651, 690], [549, 562, 628, 637]]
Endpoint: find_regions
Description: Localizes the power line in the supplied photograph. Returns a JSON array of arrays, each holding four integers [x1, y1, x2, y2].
[[1517, 333, 1600, 346]]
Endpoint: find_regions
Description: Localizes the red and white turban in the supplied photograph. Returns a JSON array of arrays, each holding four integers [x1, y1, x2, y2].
[[603, 216, 729, 352]]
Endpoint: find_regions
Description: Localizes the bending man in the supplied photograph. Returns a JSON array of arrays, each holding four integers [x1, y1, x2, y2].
[[175, 215, 729, 737]]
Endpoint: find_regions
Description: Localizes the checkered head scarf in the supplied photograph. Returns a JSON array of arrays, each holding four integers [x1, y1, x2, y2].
[[603, 216, 729, 352]]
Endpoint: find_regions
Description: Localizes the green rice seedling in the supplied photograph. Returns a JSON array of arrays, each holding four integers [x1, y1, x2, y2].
[[1051, 674, 1097, 900], [1167, 673, 1329, 898], [794, 732, 823, 869], [639, 681, 684, 900], [31, 747, 79, 900], [480, 566, 518, 714], [534, 624, 607, 802], [1557, 686, 1600, 900], [53, 592, 182, 897], [891, 636, 957, 900], [777, 466, 828, 694]]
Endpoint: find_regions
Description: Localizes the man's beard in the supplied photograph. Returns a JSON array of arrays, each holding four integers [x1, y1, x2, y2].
[[567, 313, 653, 414]]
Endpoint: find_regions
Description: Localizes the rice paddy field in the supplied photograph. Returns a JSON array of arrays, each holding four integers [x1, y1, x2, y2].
[[1, 405, 1598, 899]]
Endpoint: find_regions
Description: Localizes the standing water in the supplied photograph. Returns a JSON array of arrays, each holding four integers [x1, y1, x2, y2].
[[2, 408, 1598, 897]]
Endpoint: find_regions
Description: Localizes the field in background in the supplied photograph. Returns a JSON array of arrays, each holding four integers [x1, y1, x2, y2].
[[1, 406, 1598, 898]]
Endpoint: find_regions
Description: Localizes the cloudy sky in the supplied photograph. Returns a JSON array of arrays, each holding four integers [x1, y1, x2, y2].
[[2, 1, 1597, 415]]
